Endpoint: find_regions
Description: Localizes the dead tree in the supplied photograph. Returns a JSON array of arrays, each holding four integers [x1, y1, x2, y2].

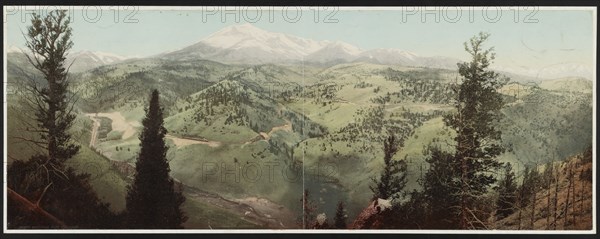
[[530, 169, 538, 229], [571, 164, 576, 228], [563, 165, 572, 229], [546, 173, 552, 229], [516, 167, 530, 230], [579, 167, 585, 225], [7, 187, 66, 228], [553, 166, 560, 230], [517, 180, 525, 230]]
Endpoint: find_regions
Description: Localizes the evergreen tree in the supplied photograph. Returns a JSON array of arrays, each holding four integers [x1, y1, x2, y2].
[[7, 10, 117, 229], [523, 165, 541, 228], [442, 32, 507, 228], [495, 163, 518, 219], [333, 201, 347, 229], [516, 166, 530, 229], [23, 9, 80, 174], [126, 90, 187, 228], [402, 189, 428, 229], [519, 165, 540, 207], [420, 145, 461, 229], [8, 156, 119, 228], [370, 132, 407, 200]]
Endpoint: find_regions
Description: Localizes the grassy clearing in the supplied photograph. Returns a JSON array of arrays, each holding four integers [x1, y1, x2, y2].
[[286, 101, 360, 132]]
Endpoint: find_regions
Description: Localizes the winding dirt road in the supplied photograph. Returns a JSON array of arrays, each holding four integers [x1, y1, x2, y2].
[[89, 116, 100, 147], [85, 112, 296, 228], [85, 112, 139, 140], [165, 135, 222, 148]]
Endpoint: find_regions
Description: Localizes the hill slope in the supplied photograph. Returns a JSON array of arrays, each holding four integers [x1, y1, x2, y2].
[[495, 149, 593, 230]]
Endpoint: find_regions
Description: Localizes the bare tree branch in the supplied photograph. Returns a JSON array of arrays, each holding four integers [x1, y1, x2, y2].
[[7, 187, 67, 228], [35, 182, 53, 206]]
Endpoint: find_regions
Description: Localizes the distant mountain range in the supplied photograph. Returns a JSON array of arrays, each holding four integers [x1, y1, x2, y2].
[[7, 46, 130, 73], [492, 63, 593, 81], [159, 23, 461, 70], [65, 50, 130, 72], [158, 24, 594, 80], [6, 24, 593, 80]]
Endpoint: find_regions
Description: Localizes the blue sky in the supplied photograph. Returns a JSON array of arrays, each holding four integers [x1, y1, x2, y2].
[[4, 7, 595, 70]]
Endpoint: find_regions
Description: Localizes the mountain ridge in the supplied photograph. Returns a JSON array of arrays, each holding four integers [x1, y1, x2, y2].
[[159, 24, 461, 69], [6, 46, 130, 73], [155, 24, 592, 80]]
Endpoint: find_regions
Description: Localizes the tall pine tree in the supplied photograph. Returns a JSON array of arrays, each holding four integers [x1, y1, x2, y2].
[[333, 200, 347, 229], [520, 164, 540, 229], [495, 163, 517, 219], [126, 90, 187, 228], [370, 133, 407, 200], [7, 10, 117, 229], [420, 145, 461, 229], [445, 32, 506, 229], [23, 9, 80, 175], [421, 32, 506, 229]]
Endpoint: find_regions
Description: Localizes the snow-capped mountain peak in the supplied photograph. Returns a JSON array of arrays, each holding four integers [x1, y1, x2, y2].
[[6, 45, 129, 72], [325, 41, 363, 55], [305, 41, 364, 63], [161, 24, 457, 69], [202, 23, 273, 49], [65, 50, 129, 72], [356, 48, 423, 66], [69, 50, 128, 64], [364, 48, 418, 58], [199, 23, 328, 59]]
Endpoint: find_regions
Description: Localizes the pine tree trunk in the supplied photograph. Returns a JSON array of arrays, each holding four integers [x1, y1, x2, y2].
[[47, 80, 58, 161], [517, 187, 523, 230], [553, 169, 559, 230], [531, 188, 536, 229], [579, 168, 584, 226], [571, 166, 576, 228], [460, 152, 468, 229], [563, 167, 572, 229], [546, 179, 551, 229]]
